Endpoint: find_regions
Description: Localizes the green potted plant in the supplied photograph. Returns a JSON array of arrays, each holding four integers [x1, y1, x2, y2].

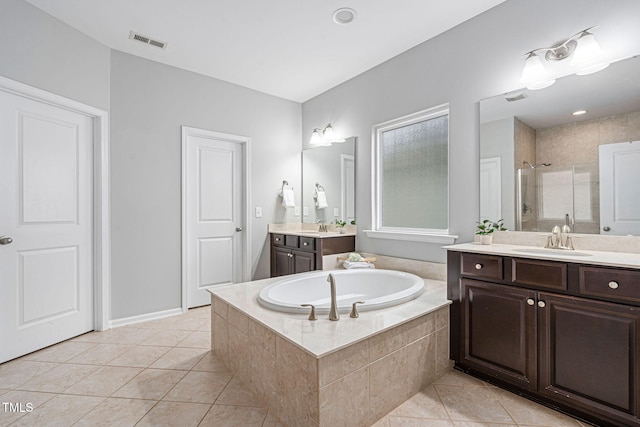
[[475, 219, 507, 245], [334, 219, 347, 233]]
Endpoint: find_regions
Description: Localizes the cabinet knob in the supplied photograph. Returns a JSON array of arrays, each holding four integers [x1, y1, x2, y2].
[[275, 238, 280, 241], [475, 263, 483, 270], [303, 242, 308, 246], [526, 298, 535, 306], [608, 281, 619, 289], [538, 301, 546, 308]]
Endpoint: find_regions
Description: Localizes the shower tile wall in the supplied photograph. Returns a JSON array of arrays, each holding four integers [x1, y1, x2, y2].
[[517, 110, 640, 233], [514, 119, 537, 229]]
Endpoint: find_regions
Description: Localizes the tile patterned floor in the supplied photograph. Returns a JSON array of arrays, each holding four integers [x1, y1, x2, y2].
[[0, 306, 592, 426]]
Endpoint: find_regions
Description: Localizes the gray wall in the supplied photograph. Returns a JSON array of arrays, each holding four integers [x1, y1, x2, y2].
[[110, 52, 301, 320], [301, 0, 640, 263], [0, 0, 110, 110]]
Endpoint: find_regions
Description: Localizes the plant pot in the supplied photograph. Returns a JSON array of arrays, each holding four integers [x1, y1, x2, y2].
[[479, 234, 493, 245], [338, 227, 346, 234]]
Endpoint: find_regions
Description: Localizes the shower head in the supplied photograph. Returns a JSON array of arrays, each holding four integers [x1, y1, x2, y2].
[[523, 161, 551, 169]]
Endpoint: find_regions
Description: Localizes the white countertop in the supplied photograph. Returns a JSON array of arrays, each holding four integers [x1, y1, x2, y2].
[[208, 275, 449, 358], [444, 242, 640, 269], [271, 229, 356, 238]]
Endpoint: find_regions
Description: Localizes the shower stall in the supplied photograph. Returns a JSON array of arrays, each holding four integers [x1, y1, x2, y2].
[[516, 162, 599, 233]]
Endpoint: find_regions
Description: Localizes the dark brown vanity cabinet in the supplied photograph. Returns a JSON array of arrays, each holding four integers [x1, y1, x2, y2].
[[448, 251, 640, 426], [270, 233, 355, 277]]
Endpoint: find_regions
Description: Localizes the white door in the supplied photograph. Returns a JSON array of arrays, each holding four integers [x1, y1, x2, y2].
[[480, 157, 502, 222], [183, 127, 245, 308], [341, 154, 355, 222], [599, 140, 640, 235], [0, 90, 94, 363]]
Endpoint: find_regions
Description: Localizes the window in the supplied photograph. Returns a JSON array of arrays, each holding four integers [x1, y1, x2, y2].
[[367, 105, 456, 243]]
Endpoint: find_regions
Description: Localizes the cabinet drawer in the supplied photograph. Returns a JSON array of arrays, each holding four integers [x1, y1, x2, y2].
[[299, 237, 315, 251], [579, 266, 640, 304], [460, 253, 503, 280], [511, 258, 567, 291], [285, 235, 299, 248], [273, 234, 285, 246]]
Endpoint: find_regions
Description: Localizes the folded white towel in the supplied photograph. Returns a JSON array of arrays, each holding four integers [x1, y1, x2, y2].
[[343, 261, 375, 269], [315, 190, 328, 209], [281, 186, 295, 208]]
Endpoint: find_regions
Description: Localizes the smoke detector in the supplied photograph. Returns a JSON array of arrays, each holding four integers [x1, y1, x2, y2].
[[129, 31, 167, 49], [332, 8, 357, 25]]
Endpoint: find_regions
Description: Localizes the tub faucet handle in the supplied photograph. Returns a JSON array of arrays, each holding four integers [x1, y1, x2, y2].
[[301, 304, 317, 321], [350, 301, 365, 318]]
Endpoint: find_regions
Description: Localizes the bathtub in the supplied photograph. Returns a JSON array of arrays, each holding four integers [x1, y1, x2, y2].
[[258, 269, 425, 314]]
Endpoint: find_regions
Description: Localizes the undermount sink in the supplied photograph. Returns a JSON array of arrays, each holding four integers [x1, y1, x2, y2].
[[513, 248, 593, 257]]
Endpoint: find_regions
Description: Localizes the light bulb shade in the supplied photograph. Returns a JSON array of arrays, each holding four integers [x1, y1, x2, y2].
[[520, 53, 555, 90], [570, 32, 609, 74], [309, 129, 322, 145], [323, 124, 335, 142]]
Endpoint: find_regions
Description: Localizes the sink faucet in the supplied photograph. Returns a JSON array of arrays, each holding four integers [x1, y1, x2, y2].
[[327, 273, 339, 321], [317, 220, 327, 232], [545, 224, 574, 250]]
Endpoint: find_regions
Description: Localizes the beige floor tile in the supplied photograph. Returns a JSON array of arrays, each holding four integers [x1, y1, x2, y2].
[[215, 377, 262, 407], [389, 417, 454, 427], [67, 343, 133, 365], [371, 416, 391, 427], [177, 331, 211, 348], [140, 329, 193, 347], [149, 347, 208, 370], [72, 327, 156, 345], [18, 363, 99, 393], [136, 401, 210, 426], [191, 351, 230, 373], [435, 384, 514, 424], [64, 366, 142, 396], [261, 412, 285, 427], [163, 371, 232, 404], [451, 422, 517, 427], [198, 322, 212, 332], [493, 388, 582, 426], [107, 345, 171, 368], [0, 360, 58, 389], [184, 306, 212, 318], [112, 368, 188, 400], [389, 385, 450, 420], [199, 404, 267, 427], [0, 390, 56, 426], [74, 397, 157, 426], [23, 341, 96, 363], [11, 394, 104, 427], [433, 370, 487, 387]]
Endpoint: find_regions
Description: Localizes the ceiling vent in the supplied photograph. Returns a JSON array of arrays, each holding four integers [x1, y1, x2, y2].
[[129, 31, 167, 49], [504, 92, 527, 102]]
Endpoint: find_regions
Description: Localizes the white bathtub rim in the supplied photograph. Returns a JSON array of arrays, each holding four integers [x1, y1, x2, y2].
[[257, 269, 425, 314]]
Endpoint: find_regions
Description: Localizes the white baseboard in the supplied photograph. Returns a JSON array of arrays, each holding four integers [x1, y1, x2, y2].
[[109, 307, 185, 328]]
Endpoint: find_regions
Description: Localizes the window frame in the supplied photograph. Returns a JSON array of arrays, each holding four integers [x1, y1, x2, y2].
[[366, 104, 458, 244]]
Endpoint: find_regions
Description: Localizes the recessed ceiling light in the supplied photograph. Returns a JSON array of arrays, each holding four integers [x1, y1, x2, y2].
[[572, 110, 588, 116], [332, 8, 357, 25]]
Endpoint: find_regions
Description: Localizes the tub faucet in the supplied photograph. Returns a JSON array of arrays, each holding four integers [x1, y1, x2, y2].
[[327, 273, 339, 321]]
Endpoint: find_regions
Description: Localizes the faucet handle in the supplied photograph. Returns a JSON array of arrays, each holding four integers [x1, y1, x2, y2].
[[544, 235, 553, 248], [301, 304, 317, 321], [350, 301, 365, 318], [565, 236, 575, 250]]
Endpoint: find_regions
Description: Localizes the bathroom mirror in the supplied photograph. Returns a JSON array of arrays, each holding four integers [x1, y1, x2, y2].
[[302, 137, 356, 224], [480, 55, 640, 235]]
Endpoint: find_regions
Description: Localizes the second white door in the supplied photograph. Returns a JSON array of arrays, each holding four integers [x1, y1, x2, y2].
[[183, 127, 245, 308]]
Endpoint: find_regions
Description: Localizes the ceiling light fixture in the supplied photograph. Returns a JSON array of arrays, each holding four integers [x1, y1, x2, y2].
[[332, 8, 357, 25], [520, 27, 609, 90], [309, 124, 345, 147], [572, 110, 588, 116]]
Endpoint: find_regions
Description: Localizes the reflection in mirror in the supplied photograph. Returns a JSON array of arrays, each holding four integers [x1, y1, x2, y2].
[[302, 137, 355, 224], [480, 55, 640, 236]]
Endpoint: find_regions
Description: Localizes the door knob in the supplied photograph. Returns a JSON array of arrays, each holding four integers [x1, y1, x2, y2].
[[0, 236, 13, 245], [235, 227, 243, 232], [603, 226, 611, 232]]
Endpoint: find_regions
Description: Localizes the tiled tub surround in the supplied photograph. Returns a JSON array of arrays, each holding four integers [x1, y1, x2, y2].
[[209, 276, 450, 427]]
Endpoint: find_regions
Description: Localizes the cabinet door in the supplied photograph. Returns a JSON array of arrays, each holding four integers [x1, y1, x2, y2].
[[538, 293, 640, 426], [273, 247, 293, 277], [293, 250, 315, 274], [461, 279, 538, 391]]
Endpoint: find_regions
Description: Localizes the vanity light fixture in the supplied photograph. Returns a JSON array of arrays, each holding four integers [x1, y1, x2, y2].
[[520, 27, 609, 90], [309, 123, 345, 147], [572, 110, 588, 116]]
